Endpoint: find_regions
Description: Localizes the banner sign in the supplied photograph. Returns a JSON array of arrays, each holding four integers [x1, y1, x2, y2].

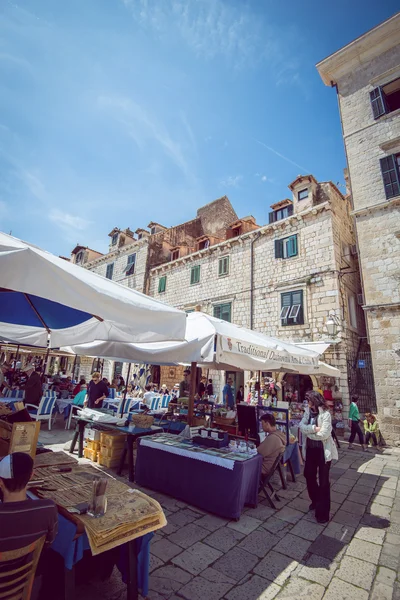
[[220, 336, 319, 367]]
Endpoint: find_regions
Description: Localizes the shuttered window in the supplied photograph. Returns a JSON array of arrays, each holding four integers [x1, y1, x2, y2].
[[280, 290, 304, 326], [380, 155, 400, 199], [268, 204, 293, 224], [106, 263, 114, 280], [213, 303, 232, 322], [158, 276, 166, 293], [275, 235, 298, 259], [370, 87, 387, 119], [190, 265, 200, 285], [125, 254, 136, 276], [218, 256, 229, 276]]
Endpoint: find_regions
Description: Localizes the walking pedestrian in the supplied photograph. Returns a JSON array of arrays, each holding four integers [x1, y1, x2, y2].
[[300, 391, 338, 524], [348, 395, 366, 451]]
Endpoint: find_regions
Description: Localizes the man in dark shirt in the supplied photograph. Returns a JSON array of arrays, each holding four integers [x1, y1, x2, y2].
[[0, 452, 58, 551], [23, 365, 43, 407], [87, 371, 109, 408]]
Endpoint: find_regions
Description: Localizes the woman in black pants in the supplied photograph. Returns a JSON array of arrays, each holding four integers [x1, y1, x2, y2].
[[300, 391, 338, 524]]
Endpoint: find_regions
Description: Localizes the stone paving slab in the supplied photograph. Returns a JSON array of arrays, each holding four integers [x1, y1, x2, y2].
[[212, 547, 259, 582], [335, 555, 377, 590], [253, 550, 299, 585], [225, 575, 280, 600], [274, 576, 325, 599], [171, 542, 223, 575], [322, 576, 369, 600], [272, 533, 311, 561], [298, 554, 337, 587]]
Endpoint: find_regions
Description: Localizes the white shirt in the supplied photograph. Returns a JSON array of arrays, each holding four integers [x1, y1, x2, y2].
[[300, 407, 338, 463], [143, 392, 155, 407]]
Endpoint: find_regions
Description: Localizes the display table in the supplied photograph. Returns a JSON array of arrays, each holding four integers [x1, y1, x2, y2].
[[136, 434, 262, 519], [49, 513, 153, 599]]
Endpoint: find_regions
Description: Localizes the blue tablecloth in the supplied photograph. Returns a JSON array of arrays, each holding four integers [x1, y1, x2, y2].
[[283, 442, 302, 475], [51, 514, 153, 596], [136, 440, 262, 519]]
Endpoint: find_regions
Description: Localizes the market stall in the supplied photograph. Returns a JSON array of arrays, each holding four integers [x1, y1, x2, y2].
[[64, 311, 338, 424], [135, 433, 262, 519]]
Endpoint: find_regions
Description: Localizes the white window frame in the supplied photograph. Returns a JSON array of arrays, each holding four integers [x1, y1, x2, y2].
[[298, 188, 309, 201]]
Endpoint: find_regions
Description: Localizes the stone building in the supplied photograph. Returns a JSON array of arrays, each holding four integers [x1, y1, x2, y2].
[[69, 197, 238, 383], [317, 12, 400, 443], [149, 176, 366, 410]]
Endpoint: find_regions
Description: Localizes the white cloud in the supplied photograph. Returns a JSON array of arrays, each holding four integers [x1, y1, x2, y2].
[[49, 209, 91, 231], [220, 175, 242, 188], [121, 0, 297, 75]]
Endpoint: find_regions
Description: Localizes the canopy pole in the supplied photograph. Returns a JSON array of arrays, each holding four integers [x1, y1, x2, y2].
[[120, 362, 132, 418], [72, 354, 77, 381], [42, 337, 50, 380], [15, 344, 20, 367], [188, 361, 197, 426]]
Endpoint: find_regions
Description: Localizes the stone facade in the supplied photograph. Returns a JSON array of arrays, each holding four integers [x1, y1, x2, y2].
[[69, 197, 238, 383], [317, 12, 400, 443], [149, 178, 364, 410]]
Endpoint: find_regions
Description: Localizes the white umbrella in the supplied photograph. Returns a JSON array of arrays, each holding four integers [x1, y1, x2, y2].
[[65, 312, 328, 373], [0, 232, 186, 347]]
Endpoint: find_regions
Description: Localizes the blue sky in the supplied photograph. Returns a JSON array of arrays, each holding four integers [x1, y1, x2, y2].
[[1, 0, 398, 257]]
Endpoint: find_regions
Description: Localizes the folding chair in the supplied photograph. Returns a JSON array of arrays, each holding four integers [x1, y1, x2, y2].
[[259, 447, 286, 509], [0, 535, 45, 600], [26, 396, 57, 430]]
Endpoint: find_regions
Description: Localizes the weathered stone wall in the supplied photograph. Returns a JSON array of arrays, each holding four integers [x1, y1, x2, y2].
[[85, 240, 149, 293], [148, 185, 363, 413], [337, 43, 400, 442]]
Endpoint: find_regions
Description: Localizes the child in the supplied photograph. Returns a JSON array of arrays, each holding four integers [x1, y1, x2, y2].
[[364, 413, 379, 448]]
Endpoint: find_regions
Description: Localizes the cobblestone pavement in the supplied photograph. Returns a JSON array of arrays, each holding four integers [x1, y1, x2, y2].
[[41, 422, 400, 600]]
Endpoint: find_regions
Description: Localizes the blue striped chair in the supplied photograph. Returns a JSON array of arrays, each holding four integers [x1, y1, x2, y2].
[[6, 389, 25, 399], [161, 395, 171, 410], [107, 388, 117, 400], [149, 396, 162, 412], [26, 396, 57, 430]]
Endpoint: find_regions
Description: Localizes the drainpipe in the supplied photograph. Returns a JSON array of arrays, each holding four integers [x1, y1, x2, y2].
[[250, 232, 261, 330]]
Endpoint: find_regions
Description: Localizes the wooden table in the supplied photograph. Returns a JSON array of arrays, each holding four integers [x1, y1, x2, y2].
[[69, 418, 162, 481]]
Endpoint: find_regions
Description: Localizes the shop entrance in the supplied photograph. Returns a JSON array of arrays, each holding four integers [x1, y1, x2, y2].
[[282, 374, 313, 403]]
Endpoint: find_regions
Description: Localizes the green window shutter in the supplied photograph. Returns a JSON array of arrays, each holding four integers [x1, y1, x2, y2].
[[213, 303, 231, 322], [191, 266, 200, 285], [158, 276, 166, 293], [275, 239, 283, 258], [287, 235, 298, 257], [219, 257, 229, 276]]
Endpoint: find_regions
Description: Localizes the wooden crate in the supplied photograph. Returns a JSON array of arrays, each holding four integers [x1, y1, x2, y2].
[[85, 440, 101, 452], [99, 444, 124, 459], [83, 447, 98, 462], [97, 454, 122, 468], [99, 431, 126, 448]]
